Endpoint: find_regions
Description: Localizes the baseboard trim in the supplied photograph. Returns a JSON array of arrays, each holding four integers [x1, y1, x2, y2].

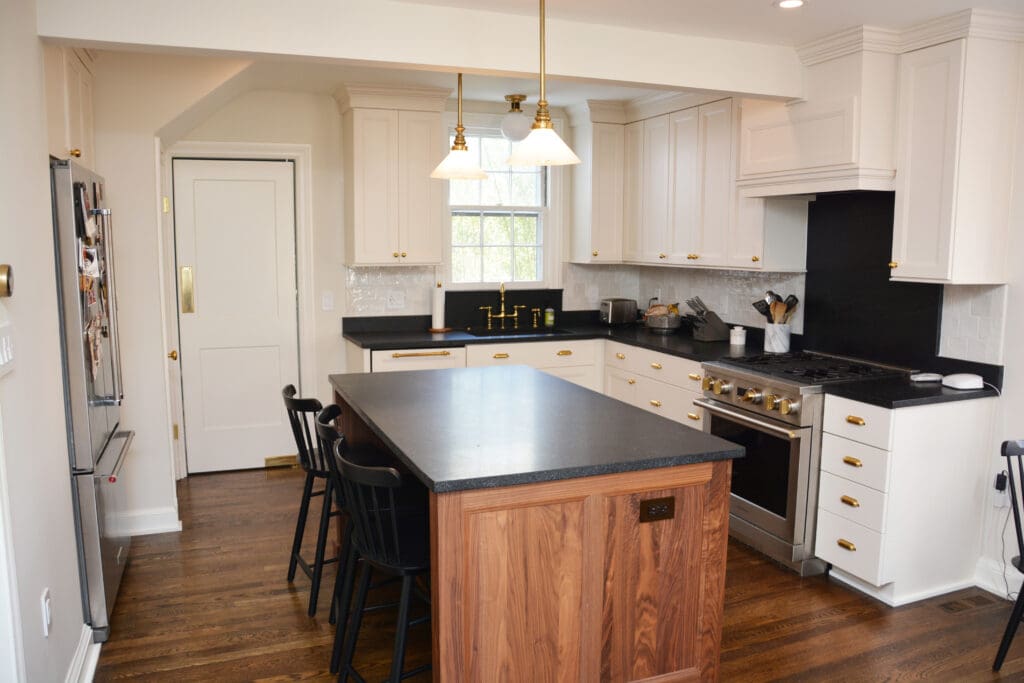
[[111, 506, 182, 537], [829, 569, 980, 607], [65, 624, 100, 683], [975, 556, 1021, 601]]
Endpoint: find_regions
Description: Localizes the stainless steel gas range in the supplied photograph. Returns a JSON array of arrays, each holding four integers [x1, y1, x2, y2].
[[697, 351, 905, 576]]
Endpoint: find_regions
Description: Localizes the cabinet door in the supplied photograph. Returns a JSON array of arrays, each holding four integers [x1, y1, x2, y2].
[[641, 115, 671, 263], [43, 46, 69, 160], [622, 121, 644, 262], [604, 367, 638, 405], [590, 123, 625, 262], [398, 110, 444, 264], [694, 100, 732, 267], [667, 108, 699, 264], [891, 40, 965, 281], [351, 109, 401, 264]]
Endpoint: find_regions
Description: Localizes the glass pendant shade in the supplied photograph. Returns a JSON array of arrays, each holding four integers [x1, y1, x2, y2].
[[507, 127, 581, 167], [430, 147, 487, 179], [501, 95, 532, 142]]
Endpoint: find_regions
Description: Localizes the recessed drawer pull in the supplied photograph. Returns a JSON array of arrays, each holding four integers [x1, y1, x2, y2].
[[391, 350, 451, 359], [650, 362, 662, 370], [615, 353, 626, 360], [493, 353, 510, 359], [846, 415, 866, 426], [650, 400, 662, 407], [556, 349, 572, 356], [842, 456, 863, 468], [687, 412, 700, 421], [840, 495, 861, 508], [837, 538, 857, 552], [627, 379, 636, 385], [688, 373, 701, 381]]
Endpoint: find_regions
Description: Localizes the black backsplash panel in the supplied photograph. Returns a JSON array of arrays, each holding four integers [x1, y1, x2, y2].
[[803, 192, 944, 367], [446, 289, 563, 331]]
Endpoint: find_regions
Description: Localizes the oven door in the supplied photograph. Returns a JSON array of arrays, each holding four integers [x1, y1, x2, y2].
[[694, 398, 812, 544]]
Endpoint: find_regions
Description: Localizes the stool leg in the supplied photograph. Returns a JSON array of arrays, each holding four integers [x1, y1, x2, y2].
[[308, 477, 334, 617], [339, 563, 373, 683], [389, 575, 414, 683], [994, 590, 1024, 670], [330, 537, 358, 674], [288, 471, 315, 582], [330, 518, 353, 625]]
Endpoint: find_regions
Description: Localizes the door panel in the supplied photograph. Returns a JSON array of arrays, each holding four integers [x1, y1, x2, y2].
[[173, 159, 299, 472]]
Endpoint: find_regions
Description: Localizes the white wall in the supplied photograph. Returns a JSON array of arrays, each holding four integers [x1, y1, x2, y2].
[[0, 0, 91, 679]]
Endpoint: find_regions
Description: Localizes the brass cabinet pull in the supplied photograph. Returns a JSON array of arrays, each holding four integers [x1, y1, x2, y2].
[[650, 362, 662, 370], [842, 456, 864, 468], [846, 415, 866, 426], [627, 378, 636, 385], [69, 148, 82, 158], [658, 253, 667, 259], [687, 412, 700, 421], [837, 538, 857, 552], [649, 400, 662, 407], [556, 349, 573, 356], [615, 352, 626, 360], [691, 254, 700, 260], [592, 250, 599, 257], [391, 350, 452, 359], [401, 251, 407, 258], [752, 255, 760, 262], [393, 252, 400, 258], [888, 261, 899, 269], [840, 495, 861, 508], [688, 373, 701, 381], [167, 350, 178, 361], [180, 266, 195, 313], [493, 353, 510, 359]]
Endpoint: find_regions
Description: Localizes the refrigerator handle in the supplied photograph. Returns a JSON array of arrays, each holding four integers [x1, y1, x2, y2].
[[93, 208, 124, 405], [99, 431, 134, 483]]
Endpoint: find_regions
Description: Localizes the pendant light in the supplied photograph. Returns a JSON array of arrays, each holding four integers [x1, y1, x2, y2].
[[500, 94, 532, 142], [431, 73, 487, 180], [506, 0, 581, 167]]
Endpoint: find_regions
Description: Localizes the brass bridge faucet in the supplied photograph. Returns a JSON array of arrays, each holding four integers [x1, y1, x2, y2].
[[479, 282, 527, 330]]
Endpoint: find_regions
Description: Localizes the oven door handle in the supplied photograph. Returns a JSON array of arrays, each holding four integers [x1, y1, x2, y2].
[[693, 399, 800, 440]]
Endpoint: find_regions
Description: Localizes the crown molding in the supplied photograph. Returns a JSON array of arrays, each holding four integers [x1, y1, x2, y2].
[[334, 83, 451, 113], [900, 9, 1024, 52], [567, 99, 628, 126], [624, 91, 729, 122], [797, 26, 901, 66]]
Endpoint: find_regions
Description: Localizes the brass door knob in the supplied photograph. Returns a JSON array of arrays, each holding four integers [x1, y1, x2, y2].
[[69, 148, 82, 158], [0, 264, 11, 297], [167, 350, 178, 360]]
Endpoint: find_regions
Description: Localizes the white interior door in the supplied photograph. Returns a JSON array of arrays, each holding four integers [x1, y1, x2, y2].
[[173, 159, 299, 473]]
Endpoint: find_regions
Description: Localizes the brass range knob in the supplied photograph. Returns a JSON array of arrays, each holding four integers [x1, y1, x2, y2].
[[712, 379, 732, 396], [779, 398, 799, 416], [741, 388, 762, 404], [702, 376, 714, 391], [765, 394, 780, 411]]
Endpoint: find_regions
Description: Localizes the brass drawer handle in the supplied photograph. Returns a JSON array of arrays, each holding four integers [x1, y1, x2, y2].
[[840, 495, 860, 508], [493, 353, 510, 359], [650, 362, 662, 370], [846, 415, 866, 426], [842, 456, 863, 468], [751, 255, 760, 262], [556, 349, 572, 356], [687, 412, 700, 421], [649, 400, 662, 407], [888, 261, 899, 269], [837, 538, 857, 552], [615, 352, 626, 360], [627, 378, 636, 385], [658, 253, 667, 259], [688, 373, 701, 381], [391, 350, 452, 359]]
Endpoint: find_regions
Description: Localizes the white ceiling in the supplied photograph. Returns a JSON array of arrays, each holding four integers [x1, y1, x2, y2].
[[398, 0, 1024, 46]]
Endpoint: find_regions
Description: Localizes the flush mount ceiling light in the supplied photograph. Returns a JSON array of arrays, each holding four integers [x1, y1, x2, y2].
[[500, 94, 532, 142], [774, 0, 805, 8], [506, 0, 581, 167], [431, 73, 487, 180]]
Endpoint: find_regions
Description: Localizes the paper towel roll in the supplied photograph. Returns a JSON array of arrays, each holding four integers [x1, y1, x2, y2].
[[431, 284, 445, 330]]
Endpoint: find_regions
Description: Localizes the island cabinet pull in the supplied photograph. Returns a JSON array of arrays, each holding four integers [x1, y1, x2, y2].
[[493, 353, 510, 359], [627, 379, 636, 385], [840, 495, 861, 508], [837, 538, 857, 552], [650, 362, 662, 370], [688, 373, 701, 381], [650, 400, 662, 407], [391, 350, 451, 359], [846, 415, 866, 426], [687, 412, 700, 421], [556, 349, 573, 356], [615, 353, 626, 360], [842, 456, 863, 468]]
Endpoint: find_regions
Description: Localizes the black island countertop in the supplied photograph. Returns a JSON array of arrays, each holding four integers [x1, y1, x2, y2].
[[329, 366, 744, 493]]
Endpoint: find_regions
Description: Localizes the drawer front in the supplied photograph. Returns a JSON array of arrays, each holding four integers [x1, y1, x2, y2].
[[604, 343, 703, 389], [467, 340, 597, 369], [635, 376, 698, 425], [604, 367, 639, 405], [605, 341, 643, 375], [371, 347, 466, 372], [815, 509, 887, 587], [824, 395, 893, 450], [542, 365, 601, 393], [818, 471, 888, 532], [820, 433, 892, 492]]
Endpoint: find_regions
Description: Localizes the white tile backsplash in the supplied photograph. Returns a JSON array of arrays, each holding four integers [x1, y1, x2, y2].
[[939, 285, 1007, 364], [344, 266, 437, 315]]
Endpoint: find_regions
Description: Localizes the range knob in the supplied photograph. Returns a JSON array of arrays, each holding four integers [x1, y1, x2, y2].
[[780, 398, 800, 416], [712, 379, 733, 395], [742, 388, 763, 404], [702, 376, 715, 391], [765, 394, 780, 411]]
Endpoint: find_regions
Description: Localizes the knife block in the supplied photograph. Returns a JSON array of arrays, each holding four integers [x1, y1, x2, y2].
[[693, 311, 730, 342]]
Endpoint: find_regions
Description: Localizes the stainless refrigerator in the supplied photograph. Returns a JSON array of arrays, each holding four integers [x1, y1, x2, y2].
[[51, 159, 134, 643]]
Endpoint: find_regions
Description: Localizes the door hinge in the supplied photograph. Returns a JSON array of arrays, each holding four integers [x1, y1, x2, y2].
[[162, 196, 171, 213], [172, 423, 179, 440]]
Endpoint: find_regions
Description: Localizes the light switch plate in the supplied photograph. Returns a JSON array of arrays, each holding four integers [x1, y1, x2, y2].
[[0, 321, 13, 379], [386, 290, 405, 309], [321, 290, 335, 312]]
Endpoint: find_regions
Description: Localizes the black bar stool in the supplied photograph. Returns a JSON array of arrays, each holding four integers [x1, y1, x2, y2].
[[994, 439, 1024, 671], [282, 385, 339, 617], [334, 439, 431, 683]]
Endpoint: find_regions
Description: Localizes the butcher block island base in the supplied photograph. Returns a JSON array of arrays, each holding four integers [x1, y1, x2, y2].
[[330, 366, 742, 682]]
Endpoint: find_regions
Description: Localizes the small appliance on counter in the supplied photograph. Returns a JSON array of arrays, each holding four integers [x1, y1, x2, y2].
[[600, 298, 637, 325]]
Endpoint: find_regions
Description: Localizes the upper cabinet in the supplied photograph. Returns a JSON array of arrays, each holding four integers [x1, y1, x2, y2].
[[337, 86, 448, 266], [890, 36, 1022, 283], [44, 46, 96, 169], [570, 104, 625, 264]]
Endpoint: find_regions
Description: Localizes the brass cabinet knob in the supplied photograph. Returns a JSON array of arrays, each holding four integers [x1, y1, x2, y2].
[[592, 250, 599, 257], [650, 362, 662, 370], [0, 264, 11, 297], [691, 254, 700, 260], [615, 352, 626, 360], [888, 261, 899, 269], [393, 252, 400, 258], [167, 350, 178, 361], [401, 251, 407, 258], [752, 255, 761, 262], [627, 378, 636, 385], [649, 400, 662, 408], [69, 148, 82, 158], [658, 253, 667, 259]]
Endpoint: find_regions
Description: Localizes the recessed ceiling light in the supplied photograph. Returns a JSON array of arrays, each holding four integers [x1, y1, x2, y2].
[[775, 0, 805, 8]]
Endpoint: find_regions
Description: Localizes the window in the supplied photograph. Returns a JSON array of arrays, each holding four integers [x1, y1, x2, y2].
[[448, 133, 547, 284]]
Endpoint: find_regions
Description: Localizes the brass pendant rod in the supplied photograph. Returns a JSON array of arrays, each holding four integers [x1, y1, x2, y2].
[[539, 0, 546, 105], [533, 0, 552, 129], [452, 72, 468, 151]]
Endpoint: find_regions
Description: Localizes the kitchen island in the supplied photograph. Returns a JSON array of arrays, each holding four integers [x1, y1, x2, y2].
[[329, 366, 744, 682]]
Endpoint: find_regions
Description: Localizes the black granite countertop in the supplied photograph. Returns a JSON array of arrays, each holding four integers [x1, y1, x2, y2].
[[824, 377, 999, 409], [329, 366, 744, 493]]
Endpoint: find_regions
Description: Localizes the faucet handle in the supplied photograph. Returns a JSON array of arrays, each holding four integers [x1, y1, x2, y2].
[[512, 304, 527, 328], [478, 306, 493, 330], [531, 307, 541, 328]]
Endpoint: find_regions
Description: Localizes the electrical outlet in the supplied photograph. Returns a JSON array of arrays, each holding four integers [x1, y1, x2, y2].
[[320, 290, 335, 312], [995, 471, 1010, 508], [40, 588, 51, 637], [386, 290, 405, 310]]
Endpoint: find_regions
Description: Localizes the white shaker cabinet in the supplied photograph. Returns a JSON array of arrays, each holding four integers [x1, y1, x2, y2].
[[570, 121, 625, 263], [622, 121, 645, 262], [43, 46, 95, 169], [689, 100, 732, 267], [641, 114, 672, 264], [890, 38, 1021, 283]]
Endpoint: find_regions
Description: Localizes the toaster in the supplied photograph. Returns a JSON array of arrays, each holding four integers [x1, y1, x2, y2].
[[600, 298, 638, 325]]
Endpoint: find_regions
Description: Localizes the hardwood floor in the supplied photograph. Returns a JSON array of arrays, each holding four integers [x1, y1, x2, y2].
[[96, 468, 1023, 681]]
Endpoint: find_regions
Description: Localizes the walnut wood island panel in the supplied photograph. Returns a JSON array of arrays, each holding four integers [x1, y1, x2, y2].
[[329, 366, 743, 682]]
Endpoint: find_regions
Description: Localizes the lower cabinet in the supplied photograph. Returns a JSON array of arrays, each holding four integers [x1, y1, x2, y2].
[[814, 394, 996, 605], [465, 340, 601, 392], [603, 341, 704, 429]]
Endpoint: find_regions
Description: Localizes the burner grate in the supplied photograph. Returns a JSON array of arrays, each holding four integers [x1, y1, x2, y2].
[[718, 352, 905, 384]]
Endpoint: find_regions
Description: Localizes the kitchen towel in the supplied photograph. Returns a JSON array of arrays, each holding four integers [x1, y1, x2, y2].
[[431, 283, 445, 330]]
